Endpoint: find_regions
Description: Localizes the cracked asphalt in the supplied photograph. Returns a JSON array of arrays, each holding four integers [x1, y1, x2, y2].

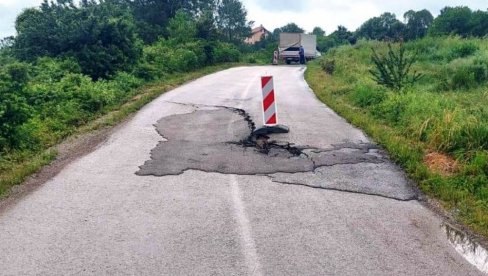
[[0, 66, 484, 275]]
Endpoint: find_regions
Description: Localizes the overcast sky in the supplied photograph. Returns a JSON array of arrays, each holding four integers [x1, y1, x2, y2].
[[1, 0, 487, 38]]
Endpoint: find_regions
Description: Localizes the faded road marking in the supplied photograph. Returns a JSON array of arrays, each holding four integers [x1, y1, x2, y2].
[[230, 175, 263, 276]]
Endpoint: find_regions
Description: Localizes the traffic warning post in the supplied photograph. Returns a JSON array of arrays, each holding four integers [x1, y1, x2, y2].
[[253, 76, 289, 136], [261, 76, 277, 125]]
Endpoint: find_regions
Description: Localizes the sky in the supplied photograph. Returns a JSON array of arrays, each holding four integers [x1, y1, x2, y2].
[[1, 0, 487, 38]]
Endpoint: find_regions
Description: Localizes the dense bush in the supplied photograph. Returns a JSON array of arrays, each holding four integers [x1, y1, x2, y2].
[[214, 43, 241, 63], [0, 62, 32, 151], [14, 1, 142, 80], [0, 33, 243, 155], [448, 42, 478, 60], [439, 58, 488, 90]]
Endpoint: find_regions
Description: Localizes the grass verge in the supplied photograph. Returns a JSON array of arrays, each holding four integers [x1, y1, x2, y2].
[[306, 43, 488, 237], [0, 63, 239, 198]]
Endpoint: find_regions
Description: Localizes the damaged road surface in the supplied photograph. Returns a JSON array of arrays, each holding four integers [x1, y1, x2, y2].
[[0, 66, 484, 276], [137, 107, 416, 201]]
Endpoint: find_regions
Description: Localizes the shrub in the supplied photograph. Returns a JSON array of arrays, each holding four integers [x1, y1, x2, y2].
[[0, 62, 32, 151], [214, 43, 240, 63], [449, 42, 478, 60], [171, 48, 199, 72], [133, 62, 159, 81], [247, 55, 257, 64], [372, 93, 407, 124], [56, 73, 116, 113], [351, 83, 386, 107], [439, 58, 488, 90], [370, 43, 423, 91]]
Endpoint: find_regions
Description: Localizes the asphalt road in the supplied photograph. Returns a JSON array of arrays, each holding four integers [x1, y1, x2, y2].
[[0, 66, 484, 275]]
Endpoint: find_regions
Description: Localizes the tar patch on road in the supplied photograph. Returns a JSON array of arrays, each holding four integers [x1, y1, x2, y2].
[[136, 107, 416, 201]]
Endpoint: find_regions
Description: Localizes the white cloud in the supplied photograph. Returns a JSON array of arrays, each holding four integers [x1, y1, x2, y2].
[[0, 0, 43, 38]]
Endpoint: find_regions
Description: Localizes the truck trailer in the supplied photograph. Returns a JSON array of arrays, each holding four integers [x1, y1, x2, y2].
[[279, 33, 317, 64]]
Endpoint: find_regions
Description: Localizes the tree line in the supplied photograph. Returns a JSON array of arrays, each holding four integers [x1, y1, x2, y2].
[[6, 0, 251, 80], [252, 6, 488, 54]]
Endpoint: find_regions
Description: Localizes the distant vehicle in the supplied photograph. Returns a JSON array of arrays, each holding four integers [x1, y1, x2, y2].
[[279, 33, 318, 64]]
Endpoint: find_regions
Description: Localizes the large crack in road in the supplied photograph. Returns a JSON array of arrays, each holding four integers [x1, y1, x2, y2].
[[136, 107, 416, 201]]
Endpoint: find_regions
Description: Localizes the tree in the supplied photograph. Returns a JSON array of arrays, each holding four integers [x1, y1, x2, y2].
[[311, 27, 325, 36], [279, 23, 304, 33], [356, 13, 405, 41], [123, 0, 218, 43], [196, 9, 218, 40], [14, 0, 142, 80], [429, 6, 473, 37], [316, 26, 354, 53], [469, 10, 488, 37], [216, 0, 251, 43], [331, 25, 352, 41], [403, 9, 434, 40], [168, 10, 197, 43]]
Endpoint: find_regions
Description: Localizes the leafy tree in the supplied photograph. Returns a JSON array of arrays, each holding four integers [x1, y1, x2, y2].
[[403, 9, 434, 40], [316, 26, 354, 53], [331, 25, 353, 41], [124, 0, 218, 43], [14, 0, 142, 80], [469, 10, 488, 37], [196, 9, 218, 40], [168, 10, 197, 44], [429, 6, 473, 37], [356, 13, 405, 41], [311, 27, 325, 36], [279, 23, 305, 33], [216, 0, 251, 43]]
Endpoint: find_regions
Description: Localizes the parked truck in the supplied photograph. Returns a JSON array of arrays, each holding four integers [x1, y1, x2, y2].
[[279, 33, 317, 64]]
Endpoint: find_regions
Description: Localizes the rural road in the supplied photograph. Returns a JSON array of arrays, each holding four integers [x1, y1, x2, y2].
[[0, 66, 484, 275]]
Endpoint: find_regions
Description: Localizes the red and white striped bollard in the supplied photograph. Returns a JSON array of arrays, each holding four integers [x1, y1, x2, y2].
[[261, 76, 277, 125]]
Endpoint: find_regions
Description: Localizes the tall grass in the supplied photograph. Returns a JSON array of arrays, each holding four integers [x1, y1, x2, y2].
[[306, 36, 488, 236]]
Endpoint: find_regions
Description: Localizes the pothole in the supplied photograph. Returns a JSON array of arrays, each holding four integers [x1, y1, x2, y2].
[[136, 107, 416, 201]]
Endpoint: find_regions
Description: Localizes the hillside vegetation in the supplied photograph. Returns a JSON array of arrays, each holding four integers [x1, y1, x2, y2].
[[306, 36, 488, 235], [0, 0, 250, 196]]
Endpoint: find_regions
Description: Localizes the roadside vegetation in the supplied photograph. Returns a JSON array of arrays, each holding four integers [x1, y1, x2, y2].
[[0, 0, 251, 197], [307, 36, 488, 236]]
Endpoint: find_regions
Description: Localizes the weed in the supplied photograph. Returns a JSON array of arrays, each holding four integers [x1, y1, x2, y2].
[[370, 43, 423, 91]]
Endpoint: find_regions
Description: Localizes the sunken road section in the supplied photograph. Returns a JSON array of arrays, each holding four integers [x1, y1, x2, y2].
[[137, 107, 416, 201]]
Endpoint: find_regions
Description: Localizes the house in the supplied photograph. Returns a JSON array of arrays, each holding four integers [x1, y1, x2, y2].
[[245, 25, 271, 45]]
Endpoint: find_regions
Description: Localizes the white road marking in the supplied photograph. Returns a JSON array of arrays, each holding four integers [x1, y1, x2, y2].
[[228, 72, 263, 276], [230, 175, 263, 276]]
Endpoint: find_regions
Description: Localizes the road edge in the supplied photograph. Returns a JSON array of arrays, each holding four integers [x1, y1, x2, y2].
[[0, 64, 241, 214]]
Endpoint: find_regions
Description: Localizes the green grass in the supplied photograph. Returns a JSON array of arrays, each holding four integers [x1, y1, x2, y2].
[[0, 63, 239, 198], [306, 36, 488, 236]]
